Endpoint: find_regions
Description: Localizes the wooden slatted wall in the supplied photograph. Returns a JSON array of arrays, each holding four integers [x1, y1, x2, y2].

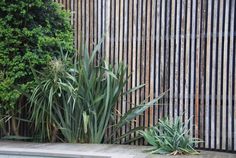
[[56, 0, 236, 152]]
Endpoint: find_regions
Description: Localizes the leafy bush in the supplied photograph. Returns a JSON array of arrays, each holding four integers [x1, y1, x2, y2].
[[29, 42, 165, 143], [140, 117, 202, 155], [0, 0, 73, 136]]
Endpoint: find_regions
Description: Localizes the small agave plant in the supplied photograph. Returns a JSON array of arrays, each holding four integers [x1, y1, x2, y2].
[[139, 117, 202, 155]]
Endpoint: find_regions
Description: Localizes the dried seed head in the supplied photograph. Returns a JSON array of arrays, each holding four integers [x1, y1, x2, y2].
[[49, 59, 64, 74]]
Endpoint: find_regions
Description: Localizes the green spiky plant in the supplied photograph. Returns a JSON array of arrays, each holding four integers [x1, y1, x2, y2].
[[139, 117, 202, 155], [29, 40, 166, 143]]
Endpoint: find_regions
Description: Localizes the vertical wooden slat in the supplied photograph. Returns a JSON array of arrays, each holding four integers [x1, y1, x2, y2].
[[200, 0, 207, 148], [77, 0, 82, 50], [144, 0, 151, 127], [85, 0, 89, 47], [230, 0, 236, 152], [118, 0, 124, 142], [216, 0, 224, 150], [114, 0, 120, 65], [105, 0, 110, 60], [114, 0, 120, 143], [101, 0, 106, 57], [149, 0, 156, 127], [169, 0, 176, 122], [136, 0, 142, 144], [164, 0, 170, 118], [222, 0, 230, 150], [73, 0, 77, 49], [234, 13, 236, 151], [121, 0, 128, 142], [127, 0, 133, 143], [159, 0, 166, 119], [174, 0, 181, 118], [205, 0, 213, 149], [132, 0, 138, 144], [93, 0, 97, 46], [155, 0, 161, 123], [190, 0, 197, 140], [140, 0, 146, 131], [110, 0, 115, 64], [211, 0, 219, 149], [89, 0, 94, 53], [228, 0, 235, 151], [185, 0, 191, 134], [81, 0, 85, 44], [97, 0, 102, 56], [194, 0, 202, 147], [179, 0, 186, 120]]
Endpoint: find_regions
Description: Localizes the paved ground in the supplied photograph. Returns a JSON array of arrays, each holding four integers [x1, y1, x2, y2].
[[0, 141, 235, 158]]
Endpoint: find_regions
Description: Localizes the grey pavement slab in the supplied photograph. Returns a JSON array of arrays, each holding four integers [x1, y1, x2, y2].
[[0, 141, 235, 158]]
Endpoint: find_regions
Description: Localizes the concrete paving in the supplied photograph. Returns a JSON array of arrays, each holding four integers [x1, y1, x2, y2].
[[0, 141, 235, 158]]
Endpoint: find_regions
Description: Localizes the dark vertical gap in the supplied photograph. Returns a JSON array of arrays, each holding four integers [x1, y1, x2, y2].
[[104, 1, 107, 58], [232, 5, 236, 150], [118, 0, 121, 63], [135, 0, 140, 145], [89, 0, 91, 54], [81, 0, 83, 44], [232, 6, 236, 151], [162, 0, 167, 117], [109, 0, 112, 143], [158, 0, 162, 120], [226, 0, 232, 151], [134, 0, 139, 145], [193, 0, 198, 140], [148, 0, 152, 126], [177, 0, 182, 116], [109, 0, 112, 63], [100, 0, 103, 58], [117, 0, 121, 144], [203, 0, 208, 149], [130, 0, 134, 143], [183, 0, 187, 122], [188, 0, 193, 131], [93, 0, 95, 49], [113, 0, 116, 66], [168, 0, 172, 118], [77, 0, 79, 51], [173, 0, 177, 119], [153, 0, 158, 125], [64, 0, 67, 9], [125, 0, 129, 143], [143, 0, 147, 130], [198, 0, 203, 145], [122, 0, 125, 62], [209, 0, 214, 149], [96, 0, 99, 63], [121, 0, 127, 141], [139, 0, 144, 145], [215, 0, 220, 150], [84, 0, 87, 44]]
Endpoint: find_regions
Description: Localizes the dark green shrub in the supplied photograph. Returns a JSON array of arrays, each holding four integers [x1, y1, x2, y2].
[[0, 0, 73, 136], [140, 117, 202, 155]]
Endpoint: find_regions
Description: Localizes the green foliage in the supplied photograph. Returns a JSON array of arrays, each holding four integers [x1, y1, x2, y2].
[[139, 117, 202, 155], [29, 41, 164, 143], [0, 0, 73, 114]]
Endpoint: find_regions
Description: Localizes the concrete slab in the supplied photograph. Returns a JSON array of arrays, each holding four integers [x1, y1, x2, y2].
[[0, 141, 235, 158]]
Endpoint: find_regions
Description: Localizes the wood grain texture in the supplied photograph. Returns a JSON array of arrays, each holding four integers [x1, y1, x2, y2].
[[13, 0, 236, 152]]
